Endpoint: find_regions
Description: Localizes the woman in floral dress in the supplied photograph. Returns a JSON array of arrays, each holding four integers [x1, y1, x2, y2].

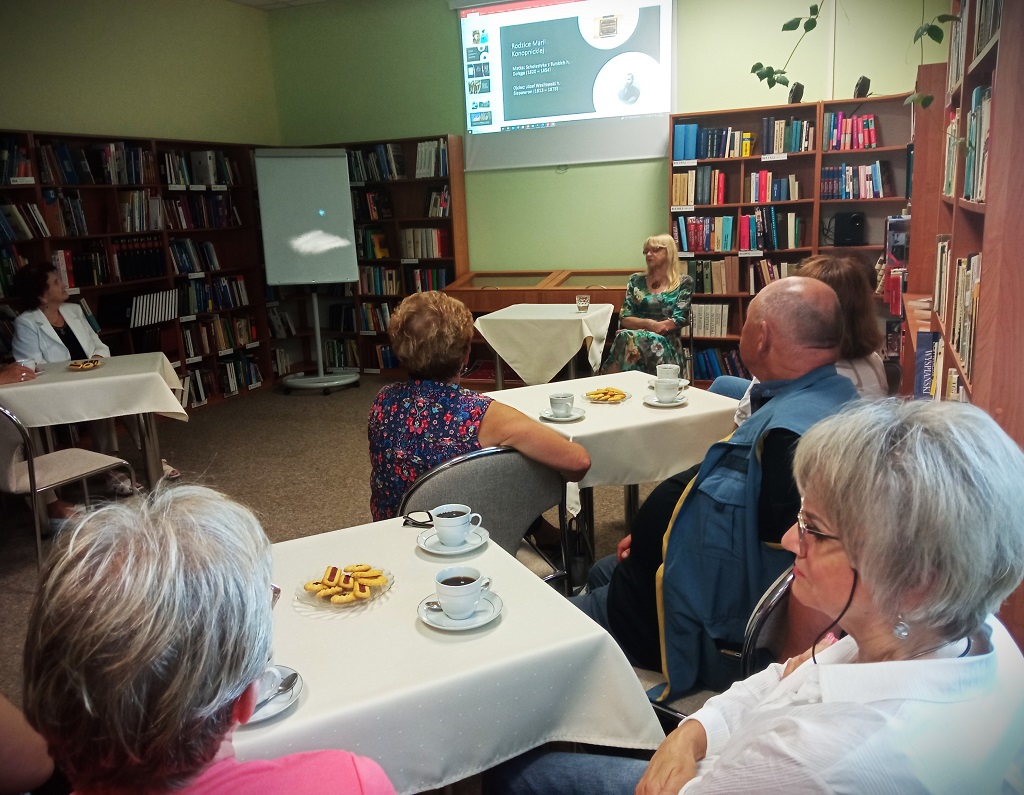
[[368, 291, 590, 521], [602, 234, 693, 374]]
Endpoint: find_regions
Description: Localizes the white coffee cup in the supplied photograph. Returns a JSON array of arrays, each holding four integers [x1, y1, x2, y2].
[[575, 294, 591, 313], [16, 358, 37, 372], [549, 392, 574, 418], [435, 565, 491, 620], [255, 664, 283, 702], [656, 363, 680, 380], [654, 378, 682, 404], [431, 503, 483, 546]]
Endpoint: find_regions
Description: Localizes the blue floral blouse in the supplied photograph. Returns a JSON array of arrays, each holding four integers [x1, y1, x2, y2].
[[368, 379, 493, 520]]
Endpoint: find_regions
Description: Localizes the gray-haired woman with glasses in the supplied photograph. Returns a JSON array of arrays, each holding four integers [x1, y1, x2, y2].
[[489, 399, 1024, 794]]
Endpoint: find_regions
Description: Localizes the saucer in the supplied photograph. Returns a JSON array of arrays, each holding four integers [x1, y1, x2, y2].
[[539, 407, 586, 423], [417, 591, 503, 631], [647, 378, 689, 390], [417, 527, 490, 556], [643, 394, 689, 408], [246, 665, 302, 724]]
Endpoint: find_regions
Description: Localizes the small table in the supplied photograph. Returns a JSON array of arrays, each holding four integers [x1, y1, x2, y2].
[[0, 352, 187, 486], [233, 517, 664, 794], [488, 371, 738, 577], [474, 303, 614, 387]]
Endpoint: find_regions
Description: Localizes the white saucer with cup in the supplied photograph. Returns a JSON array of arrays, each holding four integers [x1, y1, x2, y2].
[[656, 363, 680, 380], [654, 377, 683, 404], [549, 392, 575, 419], [434, 565, 491, 620], [431, 503, 483, 547]]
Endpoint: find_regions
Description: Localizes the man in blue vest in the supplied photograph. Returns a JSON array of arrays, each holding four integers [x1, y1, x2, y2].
[[574, 277, 859, 699]]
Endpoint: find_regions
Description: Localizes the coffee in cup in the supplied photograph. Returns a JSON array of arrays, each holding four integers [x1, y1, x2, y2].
[[654, 378, 682, 404], [549, 392, 574, 418], [431, 503, 483, 546], [656, 363, 680, 380], [435, 565, 491, 619]]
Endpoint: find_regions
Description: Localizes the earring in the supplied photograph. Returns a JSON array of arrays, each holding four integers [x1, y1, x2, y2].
[[893, 616, 910, 640]]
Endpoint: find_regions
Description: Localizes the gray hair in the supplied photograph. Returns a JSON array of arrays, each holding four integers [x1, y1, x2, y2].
[[757, 276, 842, 350], [23, 484, 273, 792], [794, 399, 1024, 641]]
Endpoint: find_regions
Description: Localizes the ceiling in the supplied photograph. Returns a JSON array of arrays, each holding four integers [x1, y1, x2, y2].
[[226, 0, 330, 10]]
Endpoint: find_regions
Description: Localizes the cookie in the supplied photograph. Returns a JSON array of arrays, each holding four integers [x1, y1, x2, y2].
[[357, 574, 387, 587], [303, 580, 323, 592], [330, 591, 357, 604], [344, 564, 371, 573], [353, 582, 372, 599]]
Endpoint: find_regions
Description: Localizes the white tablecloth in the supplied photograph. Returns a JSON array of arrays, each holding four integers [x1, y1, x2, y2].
[[0, 352, 186, 426], [474, 303, 614, 385], [233, 518, 664, 794], [488, 370, 738, 489]]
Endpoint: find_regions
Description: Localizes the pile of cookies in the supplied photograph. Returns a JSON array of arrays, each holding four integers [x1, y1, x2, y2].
[[303, 564, 388, 605], [68, 359, 101, 371], [585, 386, 627, 403]]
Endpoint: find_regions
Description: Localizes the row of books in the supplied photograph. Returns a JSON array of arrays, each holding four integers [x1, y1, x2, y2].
[[973, 0, 1001, 59], [163, 193, 240, 230], [186, 367, 216, 408], [690, 303, 731, 338], [359, 301, 392, 333], [913, 330, 942, 400], [180, 276, 251, 315], [0, 198, 49, 241], [40, 188, 87, 237], [672, 123, 755, 160], [1, 139, 32, 184], [0, 244, 25, 298], [749, 257, 802, 293], [963, 85, 991, 202], [270, 347, 292, 377], [112, 235, 165, 280], [414, 138, 449, 178], [686, 256, 740, 295], [330, 303, 359, 333], [352, 189, 393, 222], [267, 306, 299, 339], [426, 185, 451, 218], [747, 171, 799, 203], [162, 150, 241, 187], [370, 343, 399, 371], [761, 116, 815, 155], [942, 111, 960, 197], [359, 266, 402, 296], [692, 346, 750, 381], [218, 355, 263, 396], [182, 316, 258, 357], [747, 208, 802, 252], [949, 252, 981, 379], [820, 161, 894, 200], [933, 236, 951, 320], [349, 144, 406, 183], [399, 226, 452, 259], [947, 5, 967, 94], [169, 238, 222, 274], [38, 141, 158, 186], [356, 228, 390, 260], [119, 189, 163, 233], [98, 288, 177, 329], [821, 113, 880, 151], [323, 338, 360, 370], [411, 267, 449, 292], [677, 216, 734, 253], [671, 166, 725, 207]]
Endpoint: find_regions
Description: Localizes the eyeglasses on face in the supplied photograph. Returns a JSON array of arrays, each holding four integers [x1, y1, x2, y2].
[[271, 582, 281, 609], [643, 245, 666, 255], [796, 499, 842, 557]]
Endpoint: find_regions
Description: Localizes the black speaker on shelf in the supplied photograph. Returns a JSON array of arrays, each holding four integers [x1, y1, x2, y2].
[[788, 82, 804, 104], [834, 212, 865, 246], [854, 75, 871, 98]]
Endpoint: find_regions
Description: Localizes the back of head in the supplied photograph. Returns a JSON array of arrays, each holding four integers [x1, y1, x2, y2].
[[798, 254, 883, 359], [23, 485, 273, 793], [794, 400, 1024, 641], [753, 276, 842, 354], [388, 291, 473, 381], [12, 262, 55, 312]]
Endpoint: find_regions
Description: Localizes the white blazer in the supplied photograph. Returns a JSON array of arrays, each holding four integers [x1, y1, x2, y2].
[[12, 303, 111, 363]]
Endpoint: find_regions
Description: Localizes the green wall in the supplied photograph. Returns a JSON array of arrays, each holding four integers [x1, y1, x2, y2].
[[0, 0, 948, 270], [0, 0, 280, 143]]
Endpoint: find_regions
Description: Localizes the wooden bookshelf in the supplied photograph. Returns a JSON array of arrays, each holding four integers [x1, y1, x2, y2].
[[323, 133, 468, 377], [668, 95, 912, 385], [909, 0, 1022, 645], [0, 131, 270, 410]]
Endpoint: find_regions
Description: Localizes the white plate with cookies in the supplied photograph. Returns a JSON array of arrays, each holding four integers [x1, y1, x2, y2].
[[293, 564, 394, 619]]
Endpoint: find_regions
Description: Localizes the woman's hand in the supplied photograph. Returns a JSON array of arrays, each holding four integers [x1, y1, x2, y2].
[[782, 633, 837, 678], [617, 534, 632, 562], [636, 721, 707, 795], [0, 365, 37, 385]]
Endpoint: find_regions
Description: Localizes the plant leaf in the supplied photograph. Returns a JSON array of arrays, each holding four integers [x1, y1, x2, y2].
[[803, 18, 817, 32], [782, 17, 802, 31], [904, 92, 919, 105], [765, 66, 775, 76], [776, 75, 790, 86], [767, 75, 777, 88], [751, 62, 763, 73], [926, 24, 944, 43], [920, 94, 934, 108], [913, 23, 931, 43], [756, 68, 770, 81], [937, 14, 959, 23], [810, 4, 819, 16]]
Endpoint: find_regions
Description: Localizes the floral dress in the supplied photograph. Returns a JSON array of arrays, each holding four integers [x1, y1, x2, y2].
[[368, 379, 493, 520], [602, 272, 694, 374]]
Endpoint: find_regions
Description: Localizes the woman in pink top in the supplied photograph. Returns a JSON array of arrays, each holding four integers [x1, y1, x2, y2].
[[22, 485, 395, 795]]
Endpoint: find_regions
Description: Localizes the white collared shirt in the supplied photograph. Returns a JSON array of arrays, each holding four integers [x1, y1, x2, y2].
[[681, 616, 1024, 794]]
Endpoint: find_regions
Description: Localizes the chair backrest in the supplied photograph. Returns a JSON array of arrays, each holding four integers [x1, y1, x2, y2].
[[741, 566, 794, 678], [883, 359, 902, 396], [0, 404, 34, 493], [398, 446, 564, 555]]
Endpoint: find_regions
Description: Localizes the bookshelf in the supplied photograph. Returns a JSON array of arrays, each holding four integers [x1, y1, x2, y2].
[[0, 131, 271, 410], [668, 95, 911, 385], [913, 1, 1023, 645], [334, 134, 468, 376]]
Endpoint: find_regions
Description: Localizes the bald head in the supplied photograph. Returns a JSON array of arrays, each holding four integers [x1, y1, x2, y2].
[[741, 277, 842, 381]]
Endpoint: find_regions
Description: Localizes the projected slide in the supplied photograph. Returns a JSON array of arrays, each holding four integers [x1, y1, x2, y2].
[[459, 0, 670, 135]]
